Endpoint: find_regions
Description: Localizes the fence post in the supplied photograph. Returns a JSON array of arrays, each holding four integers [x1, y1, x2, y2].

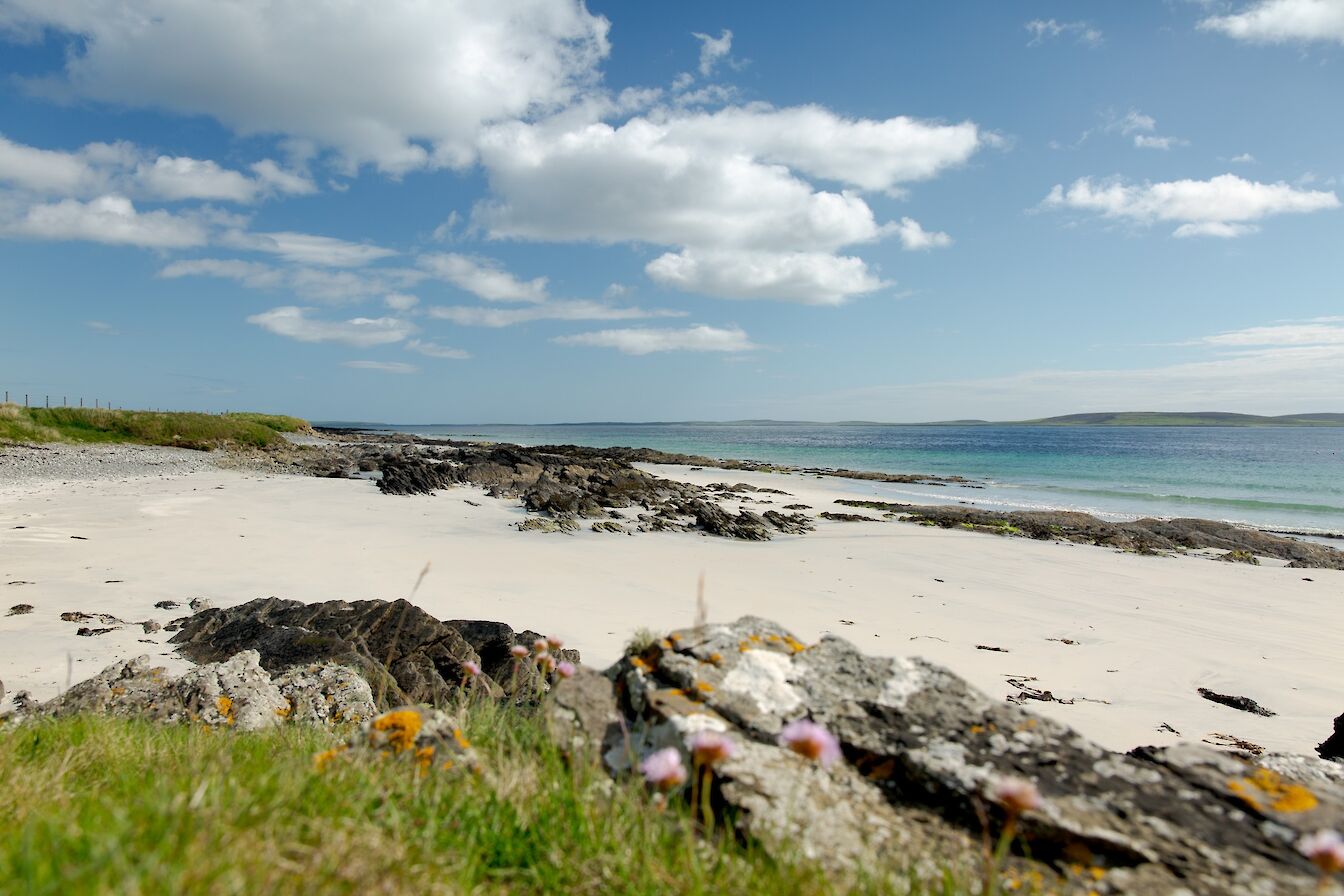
[[45, 396, 49, 408], [24, 394, 28, 407]]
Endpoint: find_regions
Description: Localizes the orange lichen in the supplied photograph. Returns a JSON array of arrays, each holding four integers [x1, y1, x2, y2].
[[313, 745, 347, 771], [706, 652, 723, 665], [275, 703, 293, 719], [738, 640, 752, 652], [694, 681, 715, 693], [415, 745, 436, 774], [371, 709, 423, 753], [1227, 768, 1318, 814], [216, 696, 235, 726], [668, 632, 682, 642], [630, 656, 651, 673], [783, 635, 808, 654], [659, 639, 673, 650], [452, 728, 472, 750]]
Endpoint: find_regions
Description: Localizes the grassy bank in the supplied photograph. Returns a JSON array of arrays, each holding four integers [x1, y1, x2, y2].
[[0, 711, 945, 896], [0, 404, 308, 449]]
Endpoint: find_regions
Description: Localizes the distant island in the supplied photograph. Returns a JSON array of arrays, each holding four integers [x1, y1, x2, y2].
[[1007, 411, 1344, 427]]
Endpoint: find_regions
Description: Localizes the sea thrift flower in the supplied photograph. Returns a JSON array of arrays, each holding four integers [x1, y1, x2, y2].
[[989, 777, 1043, 815], [547, 635, 564, 650], [536, 651, 555, 673], [1299, 829, 1344, 875], [778, 719, 842, 767], [556, 661, 576, 679], [462, 660, 481, 677], [510, 644, 529, 659], [641, 747, 687, 792], [689, 730, 737, 766], [533, 638, 548, 653]]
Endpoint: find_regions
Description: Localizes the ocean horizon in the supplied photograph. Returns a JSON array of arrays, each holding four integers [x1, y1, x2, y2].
[[322, 420, 1344, 537]]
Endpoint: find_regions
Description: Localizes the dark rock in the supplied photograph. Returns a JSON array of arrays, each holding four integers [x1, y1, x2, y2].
[[1198, 687, 1276, 717], [188, 598, 213, 613], [579, 616, 1335, 894], [154, 600, 181, 610], [6, 604, 33, 616], [1317, 713, 1344, 761], [61, 611, 123, 625], [142, 620, 162, 634], [819, 511, 879, 522], [762, 510, 814, 534]]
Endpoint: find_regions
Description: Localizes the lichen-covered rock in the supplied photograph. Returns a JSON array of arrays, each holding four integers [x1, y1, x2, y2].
[[592, 617, 1336, 895], [274, 663, 377, 725], [1319, 712, 1344, 762], [317, 706, 479, 776]]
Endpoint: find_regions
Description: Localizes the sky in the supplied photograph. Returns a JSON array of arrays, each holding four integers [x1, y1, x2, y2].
[[0, 0, 1342, 423]]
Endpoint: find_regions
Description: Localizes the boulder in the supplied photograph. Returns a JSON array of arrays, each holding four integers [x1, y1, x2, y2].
[[1320, 712, 1344, 762], [585, 616, 1338, 895]]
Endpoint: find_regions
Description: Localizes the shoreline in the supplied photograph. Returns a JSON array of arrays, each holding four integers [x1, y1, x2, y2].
[[2, 436, 1341, 757]]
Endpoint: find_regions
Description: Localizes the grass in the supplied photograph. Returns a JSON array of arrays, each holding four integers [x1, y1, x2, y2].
[[0, 404, 309, 450], [0, 709, 967, 896]]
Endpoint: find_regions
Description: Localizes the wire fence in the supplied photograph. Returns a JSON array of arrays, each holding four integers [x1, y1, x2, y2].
[[1, 392, 234, 414]]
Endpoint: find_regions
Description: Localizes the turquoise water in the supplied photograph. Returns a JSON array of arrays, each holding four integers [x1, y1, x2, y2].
[[357, 422, 1344, 536]]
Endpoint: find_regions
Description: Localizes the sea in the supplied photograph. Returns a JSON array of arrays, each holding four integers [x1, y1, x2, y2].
[[341, 422, 1344, 538]]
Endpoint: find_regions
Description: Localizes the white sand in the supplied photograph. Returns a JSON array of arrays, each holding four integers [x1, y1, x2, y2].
[[1, 456, 1339, 756]]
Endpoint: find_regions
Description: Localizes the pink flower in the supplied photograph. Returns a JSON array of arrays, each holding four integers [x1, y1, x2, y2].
[[1300, 830, 1344, 875], [509, 644, 529, 659], [462, 660, 481, 677], [689, 730, 736, 766], [536, 651, 555, 673], [547, 635, 564, 650], [778, 719, 841, 767], [533, 638, 548, 653], [988, 777, 1043, 815], [640, 747, 687, 792], [556, 661, 576, 679]]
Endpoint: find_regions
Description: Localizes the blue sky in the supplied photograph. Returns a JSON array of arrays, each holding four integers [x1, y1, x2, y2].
[[1, 0, 1341, 423]]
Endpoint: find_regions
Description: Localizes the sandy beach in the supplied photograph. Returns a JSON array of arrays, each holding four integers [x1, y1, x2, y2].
[[1, 441, 1339, 757]]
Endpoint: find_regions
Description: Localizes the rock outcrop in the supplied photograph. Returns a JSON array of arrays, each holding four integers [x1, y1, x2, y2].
[[1321, 713, 1344, 762], [547, 616, 1340, 895], [28, 650, 375, 730], [169, 597, 573, 706]]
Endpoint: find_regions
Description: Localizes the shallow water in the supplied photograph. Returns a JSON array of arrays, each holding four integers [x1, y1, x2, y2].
[[347, 422, 1344, 535]]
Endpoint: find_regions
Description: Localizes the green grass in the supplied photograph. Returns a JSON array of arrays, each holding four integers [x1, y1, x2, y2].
[[0, 710, 964, 896], [0, 404, 309, 449]]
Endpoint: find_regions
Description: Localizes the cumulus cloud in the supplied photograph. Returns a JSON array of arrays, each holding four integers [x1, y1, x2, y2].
[[1025, 19, 1104, 46], [692, 29, 733, 77], [3, 194, 210, 247], [428, 300, 685, 328], [554, 324, 756, 354], [419, 252, 548, 302], [2, 0, 612, 174], [893, 217, 952, 250], [246, 306, 415, 346], [383, 292, 420, 311], [405, 339, 470, 359], [0, 133, 312, 202], [1042, 173, 1339, 237], [645, 248, 885, 305], [1199, 0, 1344, 44], [342, 360, 418, 373], [221, 231, 397, 267]]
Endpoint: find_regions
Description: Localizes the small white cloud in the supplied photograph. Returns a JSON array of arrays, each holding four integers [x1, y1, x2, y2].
[[1133, 134, 1189, 150], [418, 252, 548, 302], [248, 159, 317, 196], [405, 339, 470, 359], [159, 257, 425, 303], [247, 306, 415, 346], [1042, 173, 1339, 237], [692, 29, 733, 77], [603, 282, 629, 298], [383, 292, 420, 311], [1200, 0, 1344, 45], [343, 360, 418, 373], [5, 194, 209, 248], [1025, 19, 1104, 46], [893, 217, 953, 250], [428, 300, 684, 328], [134, 155, 260, 202], [431, 211, 461, 243], [645, 248, 885, 304], [554, 324, 756, 355], [223, 230, 397, 267], [1230, 153, 1258, 164], [84, 320, 118, 334]]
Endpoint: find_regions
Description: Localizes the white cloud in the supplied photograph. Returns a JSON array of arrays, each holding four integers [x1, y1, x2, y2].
[[84, 319, 117, 334], [1199, 0, 1344, 44], [222, 231, 397, 267], [4, 194, 209, 248], [645, 248, 885, 304], [246, 306, 415, 346], [554, 324, 756, 354], [893, 217, 952, 250], [1025, 19, 1104, 46], [419, 252, 548, 302], [343, 360, 418, 373], [692, 29, 733, 77], [0, 133, 311, 202], [405, 339, 470, 360], [158, 257, 425, 303], [1042, 173, 1339, 237], [383, 292, 420, 311], [1230, 153, 1258, 164], [1196, 322, 1344, 346], [1133, 135, 1188, 150], [428, 300, 685, 327], [3, 0, 612, 174]]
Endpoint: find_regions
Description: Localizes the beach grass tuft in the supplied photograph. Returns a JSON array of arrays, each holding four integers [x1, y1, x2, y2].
[[0, 708, 968, 896], [0, 403, 309, 449]]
